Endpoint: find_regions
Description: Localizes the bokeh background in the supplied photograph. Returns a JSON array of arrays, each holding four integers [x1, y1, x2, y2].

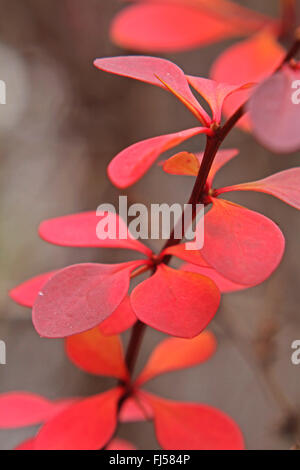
[[0, 0, 299, 450]]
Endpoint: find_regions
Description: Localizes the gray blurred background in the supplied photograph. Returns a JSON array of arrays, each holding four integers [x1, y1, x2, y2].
[[0, 0, 299, 450]]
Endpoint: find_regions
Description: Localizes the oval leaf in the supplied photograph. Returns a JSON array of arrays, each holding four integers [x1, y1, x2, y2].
[[0, 393, 74, 429], [211, 31, 285, 129], [131, 264, 221, 338], [218, 167, 300, 209], [164, 244, 249, 292], [110, 1, 272, 53], [188, 76, 253, 124], [162, 152, 200, 176], [94, 55, 206, 120], [10, 271, 58, 308], [142, 392, 245, 450], [108, 127, 207, 188], [181, 263, 249, 293], [201, 199, 285, 285], [247, 67, 300, 153], [39, 211, 151, 256], [162, 149, 239, 186], [34, 388, 122, 450], [65, 327, 128, 380], [33, 261, 145, 338], [135, 331, 216, 386]]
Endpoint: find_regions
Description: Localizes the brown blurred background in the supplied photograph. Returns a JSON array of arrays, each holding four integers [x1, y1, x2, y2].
[[0, 0, 299, 450]]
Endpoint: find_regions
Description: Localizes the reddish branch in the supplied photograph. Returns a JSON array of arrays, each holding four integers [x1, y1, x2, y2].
[[114, 32, 300, 436]]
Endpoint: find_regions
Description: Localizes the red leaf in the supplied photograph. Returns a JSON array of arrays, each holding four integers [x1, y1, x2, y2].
[[181, 263, 249, 293], [106, 438, 137, 450], [162, 151, 200, 176], [34, 388, 122, 450], [108, 127, 208, 188], [94, 56, 208, 123], [110, 1, 273, 53], [119, 395, 153, 423], [217, 167, 300, 209], [0, 393, 74, 429], [201, 199, 285, 285], [162, 149, 239, 186], [33, 261, 145, 338], [164, 245, 248, 292], [65, 328, 128, 380], [247, 66, 300, 153], [39, 211, 151, 256], [141, 392, 245, 450], [187, 76, 253, 123], [135, 331, 216, 386], [100, 296, 137, 336], [15, 438, 36, 450], [9, 271, 57, 308], [131, 264, 220, 338], [211, 31, 285, 129]]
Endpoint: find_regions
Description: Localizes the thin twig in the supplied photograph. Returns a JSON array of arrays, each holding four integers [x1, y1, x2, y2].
[[108, 31, 300, 448]]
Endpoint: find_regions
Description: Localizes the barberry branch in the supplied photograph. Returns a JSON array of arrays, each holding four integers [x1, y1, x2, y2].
[[111, 30, 300, 448]]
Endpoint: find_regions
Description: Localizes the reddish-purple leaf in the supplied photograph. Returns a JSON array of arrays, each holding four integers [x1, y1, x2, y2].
[[110, 1, 273, 53], [108, 127, 208, 188], [99, 296, 137, 336], [201, 199, 285, 285], [33, 261, 146, 338], [141, 391, 245, 450], [0, 393, 74, 429], [135, 331, 216, 386], [34, 388, 122, 450], [39, 211, 151, 256], [162, 149, 239, 187], [247, 66, 300, 153], [187, 76, 253, 123], [131, 264, 220, 338], [164, 245, 248, 292], [217, 167, 300, 209], [181, 263, 249, 293], [94, 56, 209, 123], [65, 327, 128, 380], [162, 151, 200, 176], [211, 31, 285, 129], [9, 271, 58, 308]]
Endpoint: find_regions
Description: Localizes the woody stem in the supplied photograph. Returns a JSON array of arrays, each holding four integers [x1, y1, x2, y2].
[[125, 321, 147, 377], [123, 132, 223, 379], [280, 0, 297, 39], [119, 30, 300, 422], [123, 32, 300, 384]]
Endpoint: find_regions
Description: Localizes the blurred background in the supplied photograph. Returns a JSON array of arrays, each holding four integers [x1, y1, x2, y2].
[[0, 0, 299, 450]]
